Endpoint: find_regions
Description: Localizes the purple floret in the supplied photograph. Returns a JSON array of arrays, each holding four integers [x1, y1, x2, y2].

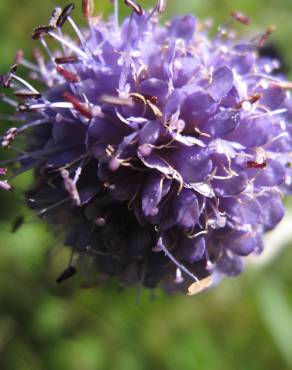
[[0, 0, 291, 294]]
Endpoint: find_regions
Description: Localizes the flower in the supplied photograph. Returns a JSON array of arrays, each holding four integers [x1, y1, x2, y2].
[[0, 0, 291, 294]]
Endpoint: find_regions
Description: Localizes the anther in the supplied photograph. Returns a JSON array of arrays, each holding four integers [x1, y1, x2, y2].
[[235, 93, 262, 109], [56, 265, 77, 284], [82, 0, 94, 18], [11, 215, 25, 233], [56, 65, 80, 83], [14, 90, 42, 99], [124, 0, 144, 16], [258, 25, 277, 48], [49, 7, 63, 28], [61, 168, 81, 206], [32, 25, 53, 40], [56, 3, 75, 28], [246, 161, 267, 169], [230, 11, 251, 26], [0, 64, 18, 88], [54, 56, 80, 64], [63, 92, 93, 119], [187, 275, 213, 296]]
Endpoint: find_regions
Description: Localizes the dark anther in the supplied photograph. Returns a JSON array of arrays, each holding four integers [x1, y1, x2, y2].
[[0, 64, 18, 88], [11, 215, 25, 233], [63, 91, 93, 119], [56, 66, 80, 83], [54, 56, 80, 64], [56, 265, 77, 283], [247, 161, 267, 169], [32, 25, 53, 40], [56, 3, 75, 28], [145, 95, 158, 104]]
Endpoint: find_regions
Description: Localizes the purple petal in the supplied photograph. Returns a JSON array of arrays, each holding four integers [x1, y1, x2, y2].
[[208, 66, 234, 101], [181, 91, 217, 130], [139, 78, 169, 106], [174, 189, 200, 229], [253, 159, 286, 187], [180, 235, 206, 263], [169, 15, 196, 41], [224, 116, 272, 148], [142, 172, 167, 216], [202, 109, 240, 138]]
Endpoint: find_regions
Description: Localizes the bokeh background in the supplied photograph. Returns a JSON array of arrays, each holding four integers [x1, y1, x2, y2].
[[1, 1, 292, 369]]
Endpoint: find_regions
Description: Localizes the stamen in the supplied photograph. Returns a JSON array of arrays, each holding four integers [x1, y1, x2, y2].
[[257, 25, 277, 48], [38, 197, 69, 217], [11, 215, 25, 233], [0, 64, 18, 88], [63, 92, 93, 119], [14, 90, 42, 99], [246, 160, 267, 169], [174, 268, 184, 284], [0, 94, 18, 107], [32, 25, 53, 40], [56, 65, 80, 83], [187, 275, 213, 296], [16, 119, 47, 134], [124, 0, 144, 16], [55, 56, 80, 64], [157, 237, 199, 282], [73, 166, 82, 184], [235, 93, 262, 109], [113, 0, 119, 32], [1, 128, 18, 148], [14, 50, 24, 64], [156, 0, 166, 13], [56, 3, 75, 28], [11, 74, 40, 94], [0, 168, 7, 176], [82, 0, 94, 18], [49, 7, 63, 28], [56, 265, 77, 284], [40, 38, 54, 61], [61, 168, 81, 206], [18, 101, 74, 112], [0, 144, 77, 166], [67, 16, 89, 52], [230, 11, 251, 26], [0, 180, 14, 191], [48, 31, 88, 59], [100, 94, 134, 106]]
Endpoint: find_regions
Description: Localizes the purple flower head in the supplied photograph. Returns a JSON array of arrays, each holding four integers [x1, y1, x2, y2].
[[1, 0, 292, 294]]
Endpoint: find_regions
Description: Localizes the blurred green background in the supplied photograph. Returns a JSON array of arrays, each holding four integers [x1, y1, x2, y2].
[[1, 1, 292, 369]]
